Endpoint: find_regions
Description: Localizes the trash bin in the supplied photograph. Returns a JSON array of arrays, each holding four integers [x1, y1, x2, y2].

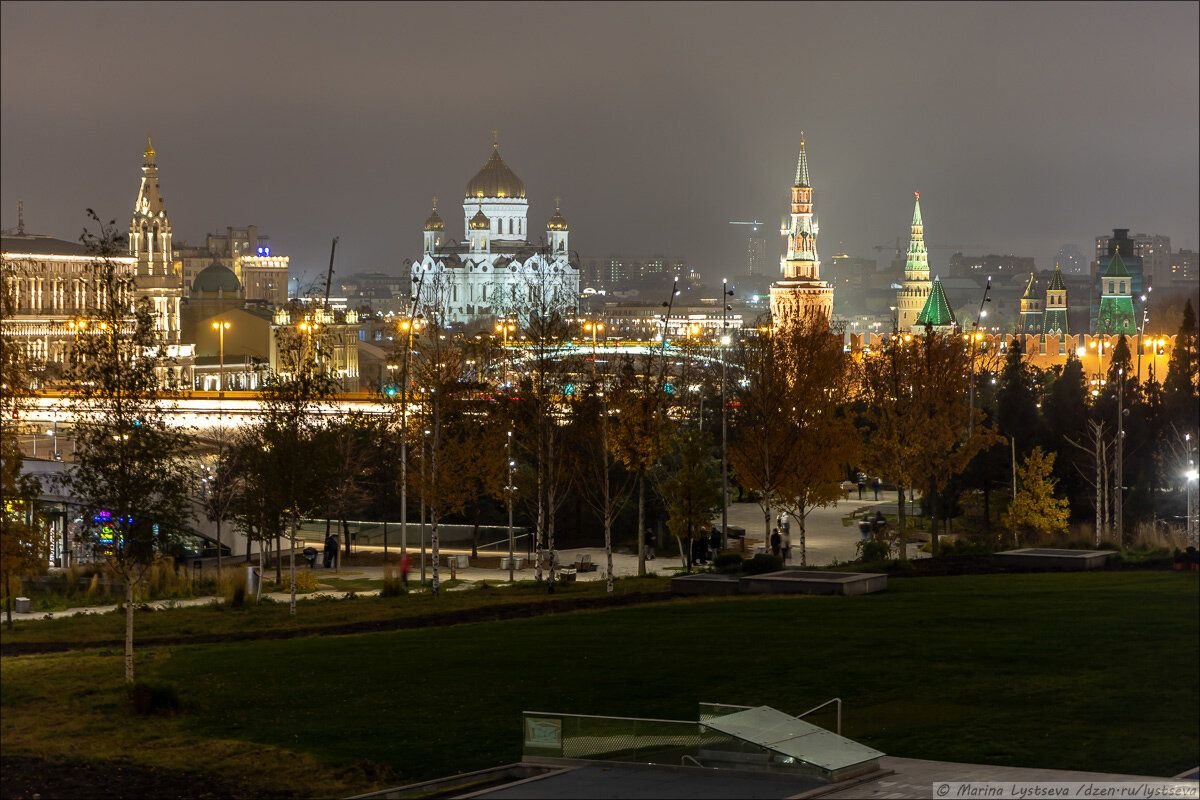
[[858, 520, 872, 540], [246, 565, 261, 597], [14, 597, 31, 614]]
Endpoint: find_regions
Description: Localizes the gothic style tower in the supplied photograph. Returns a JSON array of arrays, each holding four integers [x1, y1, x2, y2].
[[1019, 273, 1044, 334], [129, 136, 181, 343], [895, 193, 932, 332], [769, 134, 833, 327], [1042, 263, 1069, 336]]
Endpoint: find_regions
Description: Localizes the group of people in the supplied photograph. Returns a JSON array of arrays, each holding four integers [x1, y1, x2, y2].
[[688, 527, 724, 566], [855, 473, 884, 501], [769, 515, 792, 562]]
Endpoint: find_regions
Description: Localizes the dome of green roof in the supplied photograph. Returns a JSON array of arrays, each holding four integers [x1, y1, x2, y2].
[[193, 262, 241, 294]]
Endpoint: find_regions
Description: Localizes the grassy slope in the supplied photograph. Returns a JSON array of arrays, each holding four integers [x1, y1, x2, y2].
[[2, 572, 1197, 798], [0, 577, 670, 647]]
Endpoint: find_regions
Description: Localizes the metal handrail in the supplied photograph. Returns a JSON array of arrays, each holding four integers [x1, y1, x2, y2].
[[476, 533, 531, 552], [796, 697, 842, 735], [681, 755, 704, 768], [523, 710, 698, 726]]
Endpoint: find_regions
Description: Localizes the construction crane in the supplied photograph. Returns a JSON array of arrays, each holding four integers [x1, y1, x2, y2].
[[730, 220, 765, 232], [322, 236, 339, 311]]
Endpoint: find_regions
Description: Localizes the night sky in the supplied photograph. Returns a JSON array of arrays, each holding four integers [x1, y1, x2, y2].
[[2, 2, 1197, 284]]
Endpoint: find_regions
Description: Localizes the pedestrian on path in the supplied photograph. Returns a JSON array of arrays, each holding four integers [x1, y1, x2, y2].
[[873, 477, 882, 501], [770, 528, 782, 559], [323, 533, 337, 569], [400, 552, 411, 588], [782, 527, 791, 563], [856, 473, 866, 500]]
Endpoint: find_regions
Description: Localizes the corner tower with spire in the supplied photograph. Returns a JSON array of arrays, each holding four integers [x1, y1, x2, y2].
[[895, 193, 932, 331], [128, 135, 181, 343], [769, 134, 833, 327], [1042, 263, 1069, 336]]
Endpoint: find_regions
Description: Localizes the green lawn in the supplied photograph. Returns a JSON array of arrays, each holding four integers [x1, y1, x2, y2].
[[2, 572, 1196, 798], [0, 576, 670, 649]]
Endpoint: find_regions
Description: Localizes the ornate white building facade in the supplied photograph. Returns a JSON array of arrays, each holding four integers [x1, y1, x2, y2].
[[413, 142, 580, 327]]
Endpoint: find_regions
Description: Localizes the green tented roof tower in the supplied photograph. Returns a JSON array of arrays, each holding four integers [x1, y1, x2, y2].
[[1019, 272, 1043, 334], [1097, 253, 1136, 335], [916, 275, 957, 329], [1042, 263, 1069, 336]]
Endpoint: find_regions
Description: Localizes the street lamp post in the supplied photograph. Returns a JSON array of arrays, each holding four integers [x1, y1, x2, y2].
[[507, 430, 515, 583], [720, 278, 735, 547], [1186, 433, 1198, 546], [212, 320, 231, 396], [968, 277, 991, 438], [495, 319, 516, 386], [400, 271, 427, 566], [1116, 367, 1125, 544]]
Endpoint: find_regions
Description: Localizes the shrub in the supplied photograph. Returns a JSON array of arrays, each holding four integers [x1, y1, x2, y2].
[[857, 539, 890, 563], [293, 570, 319, 593], [712, 553, 743, 574], [381, 563, 407, 597], [129, 681, 181, 716], [743, 553, 783, 575], [220, 570, 248, 607]]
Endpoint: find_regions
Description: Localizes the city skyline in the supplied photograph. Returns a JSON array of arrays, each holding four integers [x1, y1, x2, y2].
[[2, 2, 1198, 281]]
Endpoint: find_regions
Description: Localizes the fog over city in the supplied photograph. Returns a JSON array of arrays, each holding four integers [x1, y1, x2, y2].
[[2, 2, 1197, 279]]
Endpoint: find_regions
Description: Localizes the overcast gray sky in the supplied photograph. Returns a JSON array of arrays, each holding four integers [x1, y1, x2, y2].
[[2, 1, 1197, 283]]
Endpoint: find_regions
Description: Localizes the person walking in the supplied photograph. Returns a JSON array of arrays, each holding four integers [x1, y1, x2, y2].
[[399, 552, 411, 589], [856, 472, 866, 500], [770, 528, 782, 559], [323, 532, 337, 569], [873, 477, 882, 501], [781, 526, 792, 563]]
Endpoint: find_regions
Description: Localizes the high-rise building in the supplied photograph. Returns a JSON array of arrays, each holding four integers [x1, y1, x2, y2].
[[895, 193, 932, 332], [947, 252, 1035, 278], [1169, 249, 1197, 284], [769, 135, 833, 327], [1095, 231, 1169, 286], [747, 236, 767, 277], [176, 223, 289, 305], [1055, 244, 1085, 275], [128, 137, 183, 344]]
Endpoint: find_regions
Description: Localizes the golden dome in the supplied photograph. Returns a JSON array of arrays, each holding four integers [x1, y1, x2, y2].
[[546, 199, 568, 231], [144, 134, 156, 162], [465, 144, 526, 200], [424, 198, 445, 231], [469, 208, 491, 230]]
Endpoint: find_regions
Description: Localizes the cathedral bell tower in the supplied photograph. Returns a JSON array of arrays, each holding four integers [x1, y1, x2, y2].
[[129, 136, 181, 343], [769, 134, 833, 328], [546, 198, 569, 255], [423, 198, 445, 254]]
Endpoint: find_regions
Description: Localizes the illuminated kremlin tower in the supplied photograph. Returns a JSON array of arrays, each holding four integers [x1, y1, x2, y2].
[[895, 193, 932, 331], [769, 134, 833, 327]]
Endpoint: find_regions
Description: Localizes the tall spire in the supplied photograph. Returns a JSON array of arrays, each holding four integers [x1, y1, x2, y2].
[[794, 132, 811, 188], [916, 276, 957, 329], [905, 192, 929, 281], [144, 133, 156, 164]]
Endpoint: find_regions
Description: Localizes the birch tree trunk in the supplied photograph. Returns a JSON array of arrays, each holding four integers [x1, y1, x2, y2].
[[124, 577, 135, 684]]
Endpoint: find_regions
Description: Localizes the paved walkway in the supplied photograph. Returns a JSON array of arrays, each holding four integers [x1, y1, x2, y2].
[[8, 500, 916, 623]]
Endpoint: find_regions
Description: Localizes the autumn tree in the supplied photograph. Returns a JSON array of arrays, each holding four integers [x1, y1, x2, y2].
[[729, 329, 799, 544], [59, 211, 194, 683], [199, 425, 244, 580], [253, 314, 340, 613], [658, 428, 721, 572], [770, 319, 861, 566], [1163, 300, 1198, 436], [1002, 447, 1070, 544], [0, 275, 45, 628]]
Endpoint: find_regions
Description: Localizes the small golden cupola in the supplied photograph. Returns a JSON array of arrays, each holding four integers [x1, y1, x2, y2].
[[469, 208, 491, 230], [546, 198, 569, 231], [424, 198, 445, 231]]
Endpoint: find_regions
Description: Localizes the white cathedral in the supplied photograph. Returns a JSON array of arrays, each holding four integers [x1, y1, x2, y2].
[[413, 140, 580, 327]]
